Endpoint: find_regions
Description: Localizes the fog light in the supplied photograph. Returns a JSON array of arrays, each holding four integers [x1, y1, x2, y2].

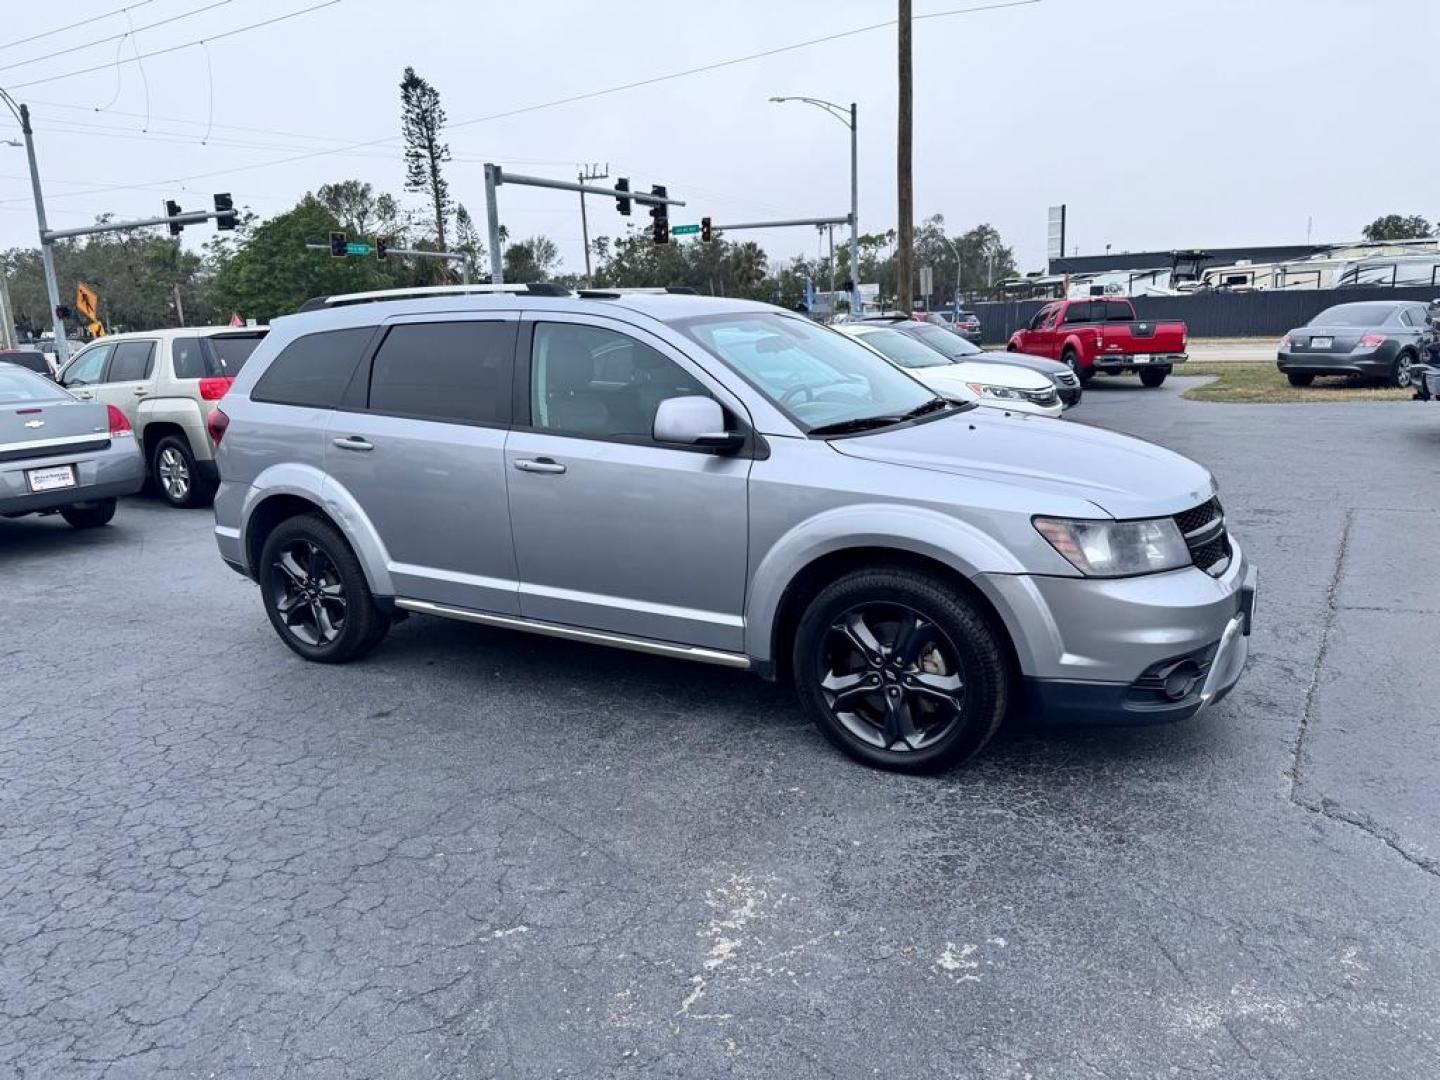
[[1163, 661, 1202, 701]]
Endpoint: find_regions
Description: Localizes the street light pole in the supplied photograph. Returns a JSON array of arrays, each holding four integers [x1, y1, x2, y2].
[[1, 90, 68, 364], [771, 96, 862, 316]]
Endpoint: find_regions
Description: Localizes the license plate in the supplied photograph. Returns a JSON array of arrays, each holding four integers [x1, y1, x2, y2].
[[26, 465, 76, 493], [1311, 336, 1332, 349], [1132, 353, 1151, 363]]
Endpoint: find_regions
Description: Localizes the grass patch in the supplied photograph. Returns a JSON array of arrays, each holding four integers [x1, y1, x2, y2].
[[1178, 363, 1410, 404]]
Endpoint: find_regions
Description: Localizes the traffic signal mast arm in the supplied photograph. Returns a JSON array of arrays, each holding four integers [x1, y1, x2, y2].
[[42, 208, 227, 241]]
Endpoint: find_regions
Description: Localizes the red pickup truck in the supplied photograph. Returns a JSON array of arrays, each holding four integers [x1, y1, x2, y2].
[[1007, 298, 1188, 387]]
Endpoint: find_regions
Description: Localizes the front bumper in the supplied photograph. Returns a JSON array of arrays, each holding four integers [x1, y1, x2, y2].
[[1276, 344, 1395, 378], [980, 542, 1255, 726], [975, 397, 1065, 419], [0, 440, 145, 516]]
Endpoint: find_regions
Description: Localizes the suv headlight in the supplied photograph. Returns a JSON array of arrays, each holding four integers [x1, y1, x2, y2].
[[966, 382, 1025, 400], [1033, 516, 1191, 577]]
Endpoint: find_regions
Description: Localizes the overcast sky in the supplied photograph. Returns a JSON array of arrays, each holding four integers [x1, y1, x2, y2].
[[2, 0, 1435, 275]]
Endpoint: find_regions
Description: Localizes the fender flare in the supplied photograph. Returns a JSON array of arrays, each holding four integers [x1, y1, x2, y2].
[[1060, 334, 1091, 365], [240, 463, 395, 596], [743, 503, 1029, 662]]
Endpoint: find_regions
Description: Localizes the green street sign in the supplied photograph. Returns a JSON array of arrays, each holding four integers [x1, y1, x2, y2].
[[670, 224, 701, 236], [345, 242, 374, 256]]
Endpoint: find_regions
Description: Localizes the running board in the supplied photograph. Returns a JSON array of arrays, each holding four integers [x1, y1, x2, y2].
[[393, 599, 752, 670]]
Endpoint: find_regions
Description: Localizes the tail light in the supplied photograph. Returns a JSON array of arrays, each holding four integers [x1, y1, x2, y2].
[[198, 376, 233, 401], [1359, 334, 1387, 348], [207, 407, 230, 446], [1095, 331, 1103, 348], [106, 404, 133, 437], [1279, 334, 1292, 349]]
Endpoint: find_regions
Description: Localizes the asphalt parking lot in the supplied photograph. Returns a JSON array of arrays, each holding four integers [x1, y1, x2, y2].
[[3, 376, 1439, 1079]]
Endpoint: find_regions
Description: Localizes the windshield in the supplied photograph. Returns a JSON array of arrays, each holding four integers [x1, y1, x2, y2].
[[848, 328, 952, 370], [905, 323, 983, 359], [1310, 304, 1393, 327], [675, 312, 939, 433], [0, 366, 67, 404]]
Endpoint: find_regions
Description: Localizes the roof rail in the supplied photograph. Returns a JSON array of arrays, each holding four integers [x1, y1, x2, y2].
[[297, 283, 571, 312], [575, 285, 700, 299]]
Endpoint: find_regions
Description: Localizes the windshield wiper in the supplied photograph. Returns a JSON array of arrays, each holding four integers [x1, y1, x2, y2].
[[808, 397, 958, 437]]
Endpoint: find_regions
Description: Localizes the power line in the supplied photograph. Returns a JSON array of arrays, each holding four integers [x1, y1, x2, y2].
[[3, 0, 1038, 203], [0, 2, 156, 51], [5, 0, 344, 90], [0, 0, 234, 74]]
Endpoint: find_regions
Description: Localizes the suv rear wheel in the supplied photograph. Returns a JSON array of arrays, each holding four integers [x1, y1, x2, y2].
[[152, 434, 214, 509], [259, 515, 390, 663], [792, 568, 1009, 772]]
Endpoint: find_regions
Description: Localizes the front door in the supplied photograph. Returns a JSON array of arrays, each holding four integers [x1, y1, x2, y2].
[[323, 314, 522, 614], [57, 342, 112, 400], [505, 316, 751, 652]]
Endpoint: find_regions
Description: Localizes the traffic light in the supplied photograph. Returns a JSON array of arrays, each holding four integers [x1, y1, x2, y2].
[[614, 177, 631, 216], [165, 200, 183, 236], [213, 192, 236, 231], [701, 216, 713, 243], [329, 231, 347, 258], [375, 236, 389, 261], [649, 184, 669, 246]]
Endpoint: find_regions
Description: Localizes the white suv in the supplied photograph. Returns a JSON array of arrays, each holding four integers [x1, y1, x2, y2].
[[57, 326, 267, 507]]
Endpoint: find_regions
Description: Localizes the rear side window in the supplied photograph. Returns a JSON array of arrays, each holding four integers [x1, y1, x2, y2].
[[251, 328, 371, 408], [107, 340, 155, 381], [174, 334, 264, 378], [172, 337, 207, 379], [367, 321, 515, 426]]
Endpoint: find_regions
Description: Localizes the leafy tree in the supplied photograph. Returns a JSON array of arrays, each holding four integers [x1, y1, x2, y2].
[[399, 67, 451, 248], [315, 180, 401, 240], [207, 195, 400, 323], [454, 203, 486, 281], [503, 235, 561, 282], [1362, 214, 1433, 242]]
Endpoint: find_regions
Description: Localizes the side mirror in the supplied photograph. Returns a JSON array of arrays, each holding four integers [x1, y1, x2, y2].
[[653, 395, 742, 451]]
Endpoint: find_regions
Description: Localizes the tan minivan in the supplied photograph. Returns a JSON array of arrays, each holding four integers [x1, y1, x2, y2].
[[57, 327, 267, 507]]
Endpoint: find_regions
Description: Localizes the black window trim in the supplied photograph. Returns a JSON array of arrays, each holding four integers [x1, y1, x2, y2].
[[356, 315, 519, 430], [515, 312, 763, 458]]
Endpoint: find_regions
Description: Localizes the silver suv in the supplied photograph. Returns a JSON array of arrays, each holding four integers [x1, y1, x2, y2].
[[211, 286, 1256, 771]]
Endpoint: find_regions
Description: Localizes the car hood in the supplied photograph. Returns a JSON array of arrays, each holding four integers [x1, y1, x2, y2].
[[830, 409, 1215, 518], [911, 360, 1052, 391]]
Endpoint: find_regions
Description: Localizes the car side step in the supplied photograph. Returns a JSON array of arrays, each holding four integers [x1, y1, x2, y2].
[[393, 599, 752, 670]]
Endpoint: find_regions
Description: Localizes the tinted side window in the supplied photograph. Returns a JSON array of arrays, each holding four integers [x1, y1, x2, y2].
[[531, 322, 710, 441], [252, 329, 371, 409], [172, 336, 207, 379], [367, 321, 514, 425], [61, 344, 111, 387], [107, 341, 155, 381], [1063, 302, 1095, 324]]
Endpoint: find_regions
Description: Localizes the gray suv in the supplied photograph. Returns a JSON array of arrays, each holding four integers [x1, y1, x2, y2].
[[211, 286, 1257, 771]]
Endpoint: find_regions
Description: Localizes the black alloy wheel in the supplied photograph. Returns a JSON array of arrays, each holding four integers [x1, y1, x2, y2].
[[270, 539, 348, 647]]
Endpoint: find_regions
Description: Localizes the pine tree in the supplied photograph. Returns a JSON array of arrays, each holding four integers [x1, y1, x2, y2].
[[399, 67, 452, 249]]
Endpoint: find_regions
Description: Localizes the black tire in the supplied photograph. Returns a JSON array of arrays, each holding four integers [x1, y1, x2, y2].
[[1285, 372, 1315, 387], [151, 434, 214, 509], [792, 567, 1010, 773], [59, 498, 116, 529], [259, 514, 389, 664], [1392, 351, 1417, 390], [1063, 349, 1092, 386], [1138, 366, 1169, 388]]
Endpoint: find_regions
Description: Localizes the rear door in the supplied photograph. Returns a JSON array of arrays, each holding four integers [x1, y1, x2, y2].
[[323, 313, 522, 614], [92, 339, 157, 429], [504, 314, 751, 651]]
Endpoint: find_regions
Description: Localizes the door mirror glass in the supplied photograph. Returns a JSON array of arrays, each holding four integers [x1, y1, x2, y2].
[[653, 395, 740, 449]]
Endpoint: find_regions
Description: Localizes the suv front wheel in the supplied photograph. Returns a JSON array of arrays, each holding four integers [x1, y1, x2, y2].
[[259, 515, 390, 663], [792, 568, 1009, 772]]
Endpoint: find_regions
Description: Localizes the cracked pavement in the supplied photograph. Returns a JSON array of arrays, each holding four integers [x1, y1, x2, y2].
[[2, 376, 1439, 1078]]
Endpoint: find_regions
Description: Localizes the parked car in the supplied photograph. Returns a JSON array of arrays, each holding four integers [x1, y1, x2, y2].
[[1276, 301, 1435, 388], [921, 310, 983, 343], [55, 326, 267, 508], [838, 324, 1064, 418], [0, 349, 53, 378], [211, 285, 1255, 773], [1008, 298, 1188, 387], [0, 363, 144, 529], [865, 317, 1081, 409]]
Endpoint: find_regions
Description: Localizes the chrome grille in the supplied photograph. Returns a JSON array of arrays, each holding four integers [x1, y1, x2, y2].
[[1174, 497, 1229, 574], [1024, 387, 1059, 406], [1055, 371, 1079, 387]]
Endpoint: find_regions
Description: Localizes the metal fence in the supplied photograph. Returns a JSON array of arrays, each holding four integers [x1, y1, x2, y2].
[[970, 284, 1440, 345]]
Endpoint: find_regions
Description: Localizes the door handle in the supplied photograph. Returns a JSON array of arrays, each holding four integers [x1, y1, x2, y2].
[[332, 436, 374, 452], [514, 457, 566, 475], [133, 387, 148, 397], [73, 390, 93, 399]]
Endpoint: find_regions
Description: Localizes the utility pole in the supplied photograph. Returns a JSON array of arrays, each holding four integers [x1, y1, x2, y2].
[[172, 283, 186, 327], [577, 163, 608, 284], [1, 90, 68, 364], [0, 272, 15, 349], [896, 0, 914, 315]]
